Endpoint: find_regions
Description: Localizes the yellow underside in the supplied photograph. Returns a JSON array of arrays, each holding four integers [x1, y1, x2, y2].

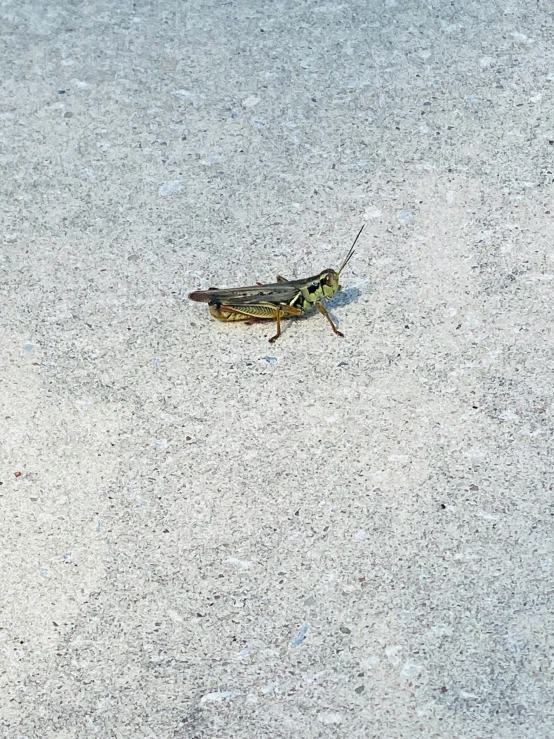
[[209, 305, 275, 322], [209, 304, 302, 322]]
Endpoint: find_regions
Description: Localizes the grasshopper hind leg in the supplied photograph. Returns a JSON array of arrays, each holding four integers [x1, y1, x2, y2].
[[267, 305, 303, 342], [268, 308, 282, 343]]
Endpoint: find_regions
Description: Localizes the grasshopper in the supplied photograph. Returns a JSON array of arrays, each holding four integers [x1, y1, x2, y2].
[[188, 224, 364, 343]]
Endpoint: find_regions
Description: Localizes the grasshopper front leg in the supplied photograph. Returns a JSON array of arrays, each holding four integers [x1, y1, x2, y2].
[[317, 302, 344, 338]]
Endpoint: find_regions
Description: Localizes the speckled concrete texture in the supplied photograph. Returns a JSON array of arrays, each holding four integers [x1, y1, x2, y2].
[[1, 1, 553, 737]]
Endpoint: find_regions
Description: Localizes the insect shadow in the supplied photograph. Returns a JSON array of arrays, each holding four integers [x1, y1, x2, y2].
[[327, 285, 363, 309]]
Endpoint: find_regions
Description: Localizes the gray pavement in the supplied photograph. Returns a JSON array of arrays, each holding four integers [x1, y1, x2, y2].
[[1, 1, 553, 737]]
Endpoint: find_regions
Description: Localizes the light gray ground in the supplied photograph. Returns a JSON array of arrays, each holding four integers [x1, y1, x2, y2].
[[1, 1, 553, 737]]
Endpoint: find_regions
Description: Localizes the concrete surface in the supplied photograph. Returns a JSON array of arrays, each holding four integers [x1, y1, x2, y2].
[[1, 1, 553, 737]]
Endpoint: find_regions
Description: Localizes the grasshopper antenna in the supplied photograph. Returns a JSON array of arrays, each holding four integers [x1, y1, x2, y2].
[[338, 223, 365, 275]]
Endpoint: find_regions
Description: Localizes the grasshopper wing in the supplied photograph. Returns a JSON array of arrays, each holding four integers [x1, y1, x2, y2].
[[188, 281, 300, 305]]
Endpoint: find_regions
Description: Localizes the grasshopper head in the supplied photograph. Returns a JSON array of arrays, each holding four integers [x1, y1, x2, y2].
[[320, 269, 341, 298]]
